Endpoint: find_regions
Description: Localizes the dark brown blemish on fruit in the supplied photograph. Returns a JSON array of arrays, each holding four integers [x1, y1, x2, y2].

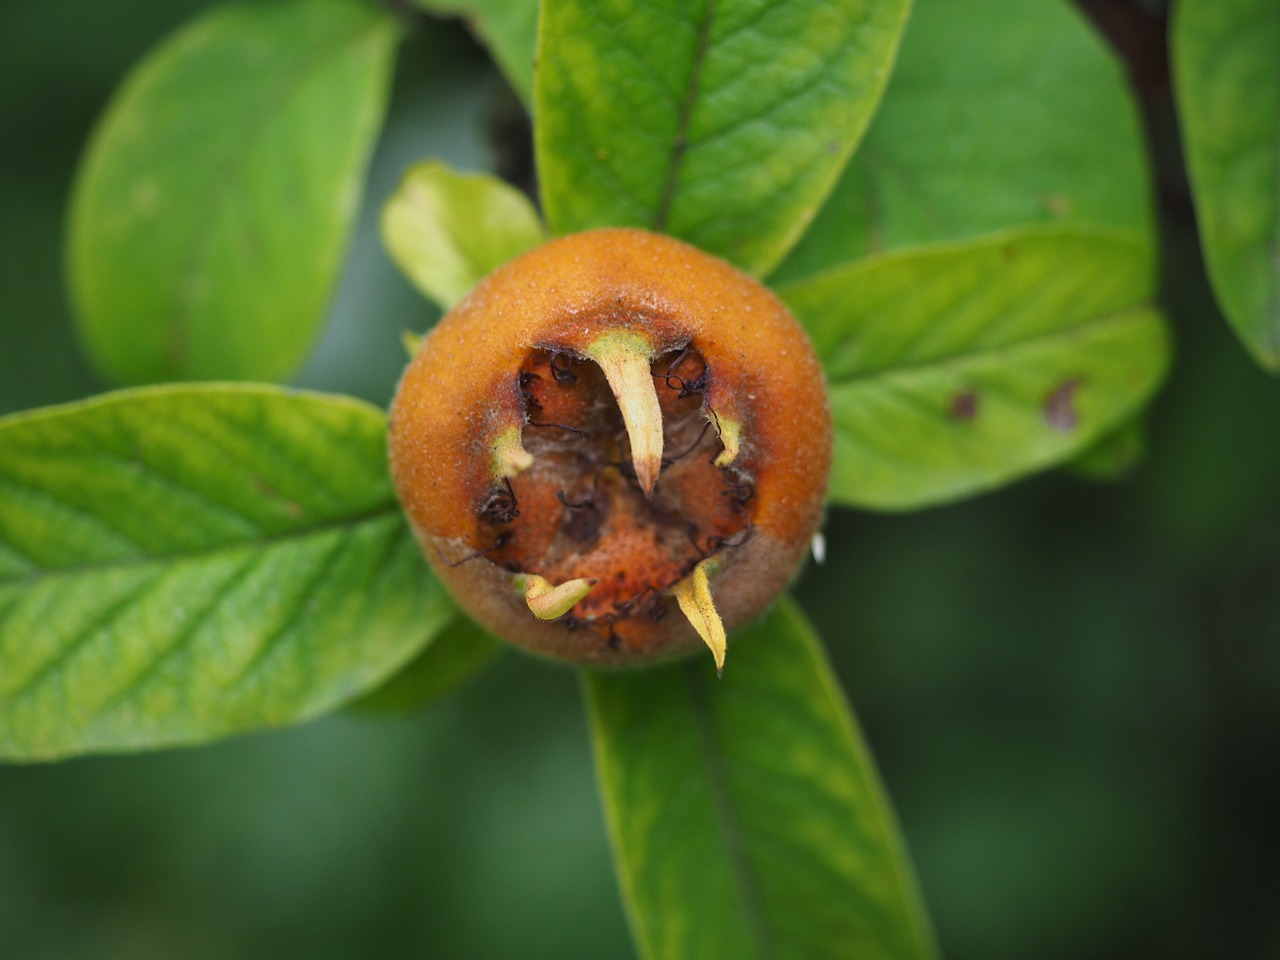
[[441, 530, 511, 568], [480, 478, 519, 524], [1045, 379, 1081, 432], [525, 418, 591, 438], [561, 490, 608, 546], [549, 351, 578, 385]]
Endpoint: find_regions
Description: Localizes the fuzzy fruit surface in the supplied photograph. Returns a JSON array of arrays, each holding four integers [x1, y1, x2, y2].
[[389, 228, 831, 668]]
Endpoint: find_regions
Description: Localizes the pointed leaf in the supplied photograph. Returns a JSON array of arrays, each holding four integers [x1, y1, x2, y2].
[[535, 0, 910, 276], [772, 0, 1153, 283], [68, 0, 399, 385], [0, 386, 450, 761], [349, 612, 501, 714], [414, 0, 539, 105], [778, 227, 1169, 510], [381, 160, 546, 311], [585, 600, 937, 960], [1173, 0, 1280, 372]]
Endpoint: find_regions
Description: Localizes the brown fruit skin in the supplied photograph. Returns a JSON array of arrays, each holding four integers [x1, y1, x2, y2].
[[389, 227, 831, 668]]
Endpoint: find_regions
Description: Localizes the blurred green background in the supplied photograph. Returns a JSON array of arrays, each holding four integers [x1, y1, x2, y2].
[[1, 1, 1277, 958]]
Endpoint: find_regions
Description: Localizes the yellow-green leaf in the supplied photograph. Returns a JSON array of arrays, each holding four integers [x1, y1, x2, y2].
[[68, 0, 399, 384], [779, 226, 1170, 510], [381, 160, 545, 311], [0, 385, 449, 760]]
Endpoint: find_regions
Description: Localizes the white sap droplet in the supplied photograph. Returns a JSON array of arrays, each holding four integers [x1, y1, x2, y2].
[[811, 532, 826, 565]]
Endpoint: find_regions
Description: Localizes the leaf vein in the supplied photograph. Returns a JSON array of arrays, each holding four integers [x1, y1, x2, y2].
[[0, 501, 399, 587], [0, 473, 148, 556], [218, 525, 355, 695], [687, 661, 774, 958], [85, 550, 268, 720], [827, 305, 1156, 387], [2, 573, 163, 701], [93, 450, 270, 534], [655, 0, 717, 230], [687, 44, 847, 151]]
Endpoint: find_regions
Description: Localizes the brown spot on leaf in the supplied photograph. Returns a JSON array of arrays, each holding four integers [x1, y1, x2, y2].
[[1042, 193, 1072, 217], [1045, 379, 1081, 432], [253, 476, 303, 517], [949, 390, 980, 421]]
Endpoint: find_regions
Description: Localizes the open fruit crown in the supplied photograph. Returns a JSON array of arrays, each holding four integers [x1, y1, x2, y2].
[[390, 228, 832, 672]]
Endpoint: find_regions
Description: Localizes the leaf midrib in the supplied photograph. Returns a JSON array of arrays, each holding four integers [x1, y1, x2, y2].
[[0, 501, 401, 589], [687, 661, 774, 959], [654, 0, 717, 230]]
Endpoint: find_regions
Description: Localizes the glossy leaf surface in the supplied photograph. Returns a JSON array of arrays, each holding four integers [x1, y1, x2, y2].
[[68, 0, 399, 384], [779, 227, 1169, 510], [1174, 0, 1280, 371], [0, 386, 449, 760], [585, 600, 936, 960], [536, 0, 910, 276]]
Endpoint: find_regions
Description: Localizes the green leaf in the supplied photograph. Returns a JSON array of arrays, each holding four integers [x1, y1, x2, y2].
[[349, 612, 501, 714], [772, 0, 1154, 283], [68, 0, 400, 385], [535, 0, 911, 276], [414, 0, 539, 105], [381, 160, 546, 312], [1173, 0, 1280, 372], [585, 600, 936, 960], [0, 385, 450, 761], [778, 226, 1170, 511]]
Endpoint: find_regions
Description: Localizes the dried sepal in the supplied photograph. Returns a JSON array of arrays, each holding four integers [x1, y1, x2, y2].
[[672, 559, 728, 675]]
